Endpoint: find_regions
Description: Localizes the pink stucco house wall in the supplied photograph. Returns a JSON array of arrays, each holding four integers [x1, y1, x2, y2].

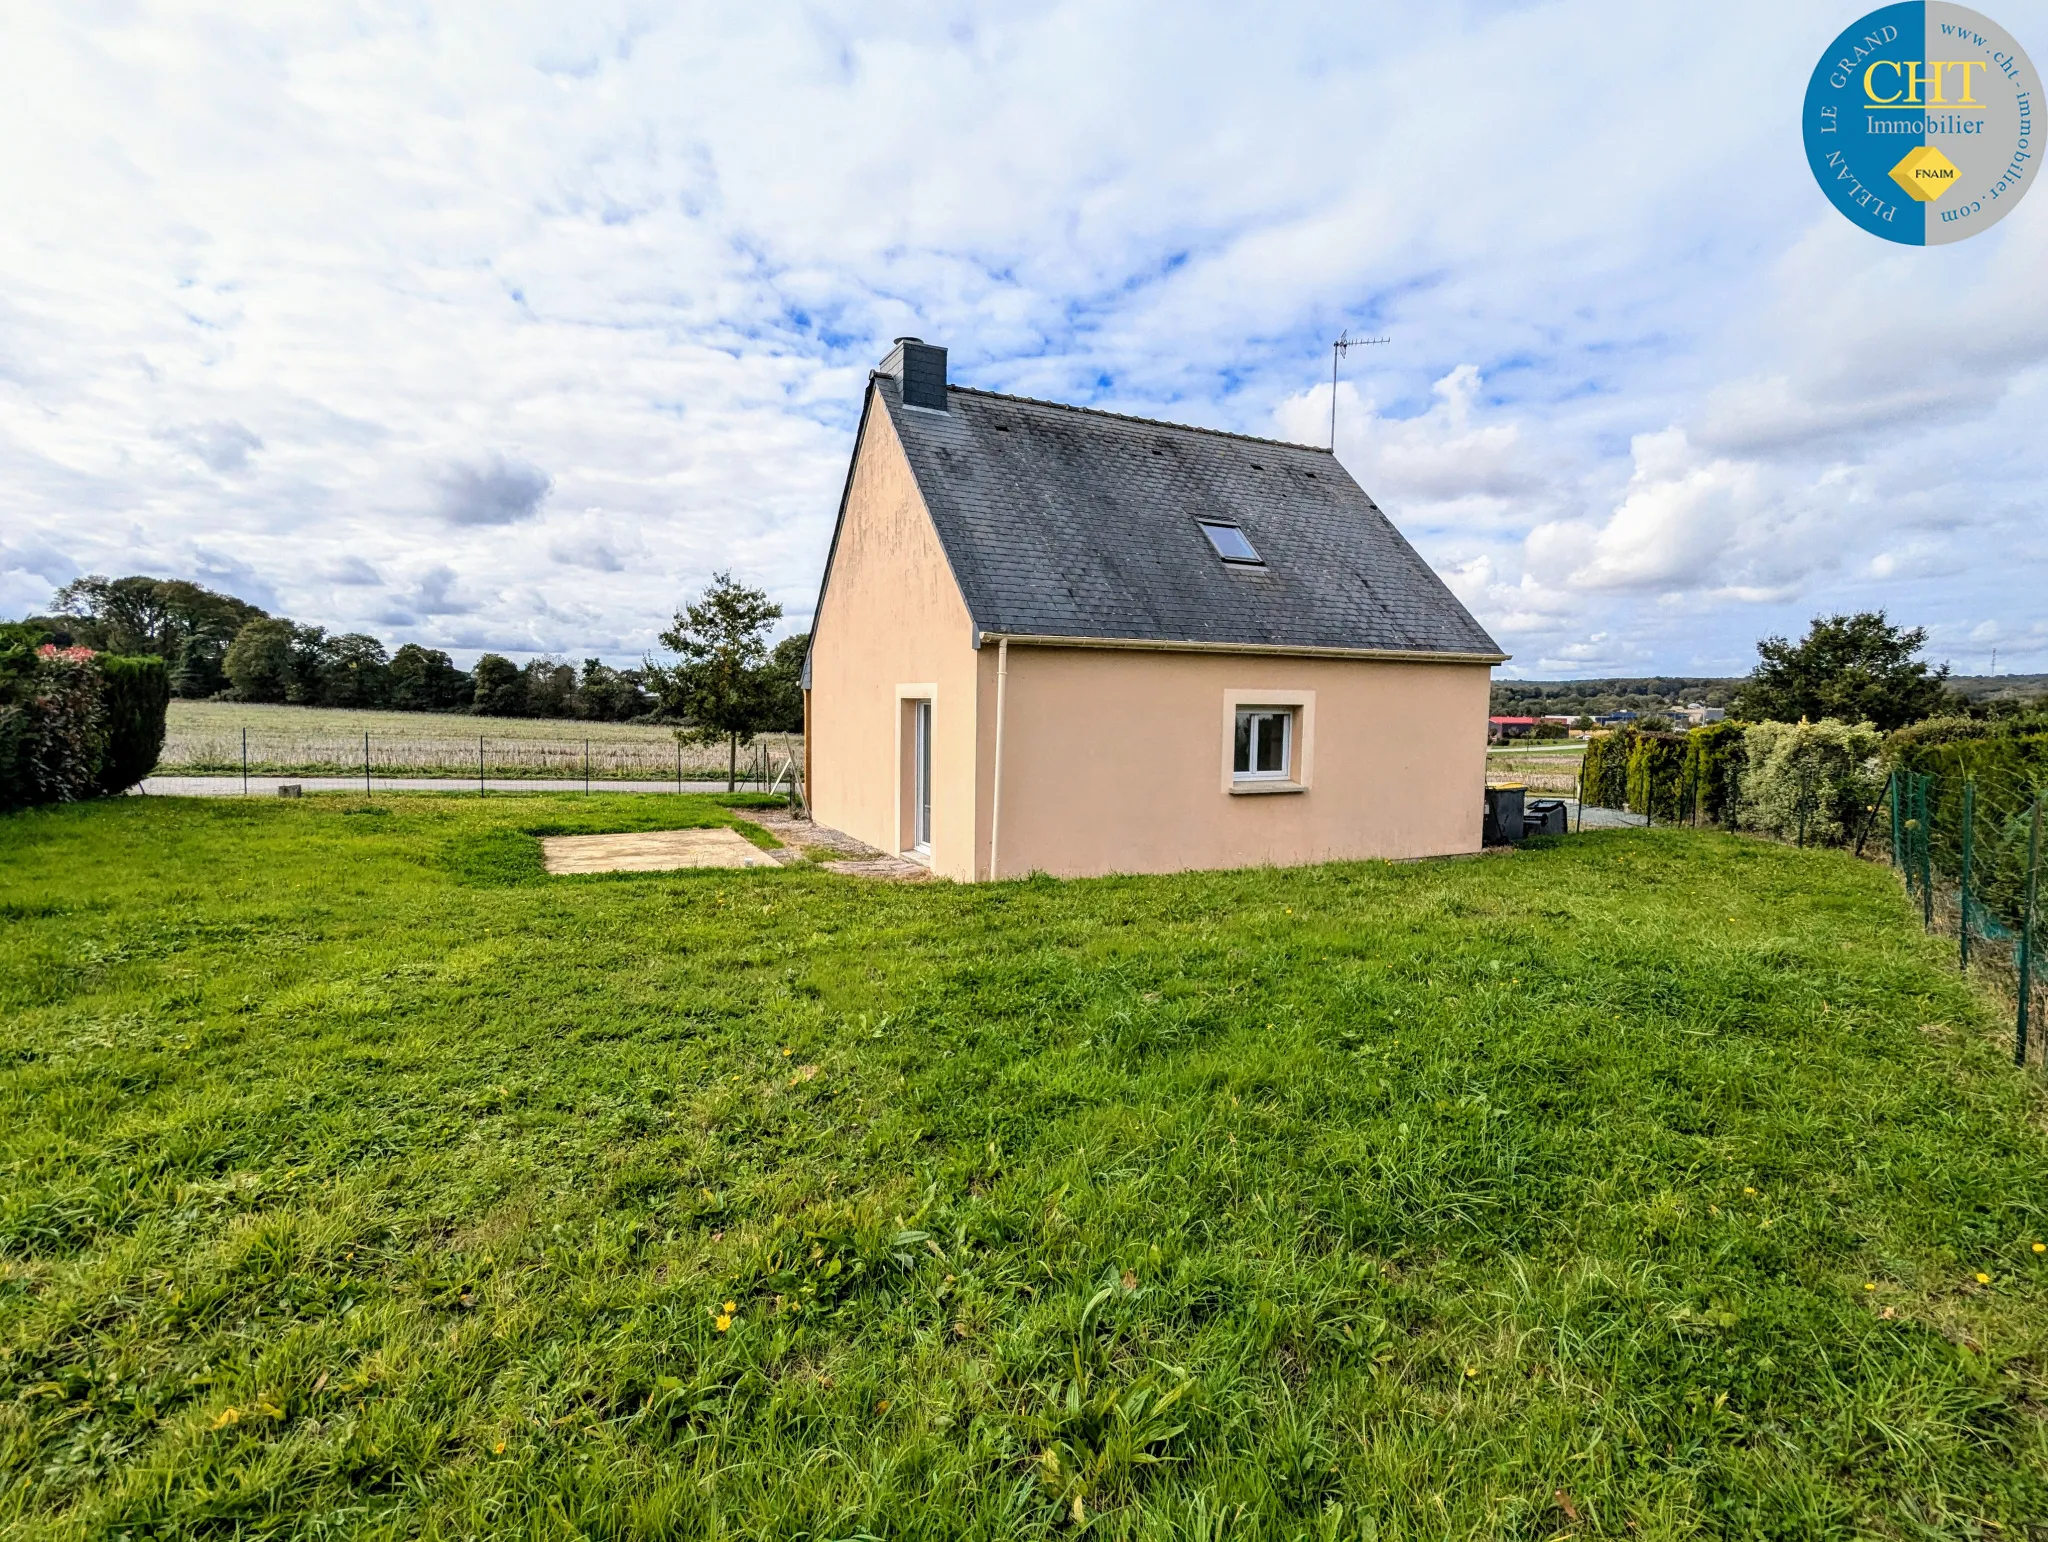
[[802, 339, 1507, 881]]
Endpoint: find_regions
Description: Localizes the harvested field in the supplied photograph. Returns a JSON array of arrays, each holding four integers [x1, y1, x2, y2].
[[160, 700, 801, 782]]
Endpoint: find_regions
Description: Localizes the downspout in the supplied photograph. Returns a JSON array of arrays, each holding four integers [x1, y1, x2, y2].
[[989, 637, 1009, 881], [800, 687, 812, 819]]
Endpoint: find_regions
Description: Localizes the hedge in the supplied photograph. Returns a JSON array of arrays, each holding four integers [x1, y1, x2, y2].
[[1625, 732, 1689, 821], [0, 635, 169, 811], [1739, 719, 1882, 846], [1680, 719, 1747, 827], [1889, 723, 2048, 927], [1579, 730, 1632, 811], [95, 654, 171, 795]]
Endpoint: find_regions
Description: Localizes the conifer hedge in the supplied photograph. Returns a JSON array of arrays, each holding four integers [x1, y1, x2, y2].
[[0, 624, 169, 811]]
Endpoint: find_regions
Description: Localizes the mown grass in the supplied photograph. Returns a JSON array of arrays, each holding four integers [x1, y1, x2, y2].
[[2, 795, 2045, 1540]]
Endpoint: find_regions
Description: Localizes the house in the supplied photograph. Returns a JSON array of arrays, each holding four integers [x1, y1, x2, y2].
[[1679, 703, 1727, 726], [1594, 709, 1638, 726], [1488, 716, 1539, 743], [801, 339, 1507, 880]]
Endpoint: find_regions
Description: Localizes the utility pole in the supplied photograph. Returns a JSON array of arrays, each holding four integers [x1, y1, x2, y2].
[[1330, 329, 1389, 450]]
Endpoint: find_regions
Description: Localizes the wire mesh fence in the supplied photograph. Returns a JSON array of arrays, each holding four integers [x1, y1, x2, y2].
[[166, 728, 804, 787], [1887, 765, 2045, 1067]]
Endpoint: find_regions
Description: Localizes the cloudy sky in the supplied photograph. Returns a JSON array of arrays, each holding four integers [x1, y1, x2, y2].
[[4, 0, 2044, 677]]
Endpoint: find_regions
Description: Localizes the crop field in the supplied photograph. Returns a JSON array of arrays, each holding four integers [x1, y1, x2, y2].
[[159, 701, 802, 781], [3, 797, 2046, 1537], [1486, 740, 1586, 794]]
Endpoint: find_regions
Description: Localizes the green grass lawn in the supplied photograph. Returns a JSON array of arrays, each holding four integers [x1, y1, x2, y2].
[[3, 796, 2045, 1539]]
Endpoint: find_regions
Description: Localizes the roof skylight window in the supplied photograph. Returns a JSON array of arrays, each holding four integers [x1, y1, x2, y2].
[[1197, 520, 1263, 565]]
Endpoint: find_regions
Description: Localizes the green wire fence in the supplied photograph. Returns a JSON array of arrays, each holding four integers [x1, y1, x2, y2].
[[1884, 764, 2045, 1067]]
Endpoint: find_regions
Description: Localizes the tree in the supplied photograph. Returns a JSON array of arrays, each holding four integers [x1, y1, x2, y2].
[[323, 633, 390, 708], [647, 573, 782, 791], [50, 575, 265, 697], [388, 644, 469, 711], [471, 654, 526, 717], [223, 618, 298, 703], [759, 632, 808, 733], [1735, 612, 1954, 731], [576, 659, 649, 722], [281, 625, 333, 704]]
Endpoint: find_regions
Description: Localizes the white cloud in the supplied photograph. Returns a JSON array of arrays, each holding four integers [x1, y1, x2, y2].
[[0, 1, 2042, 673]]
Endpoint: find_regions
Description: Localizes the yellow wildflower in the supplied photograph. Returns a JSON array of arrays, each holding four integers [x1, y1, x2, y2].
[[1864, 1283, 1875, 1291], [1976, 1272, 1991, 1285], [1464, 1365, 1478, 1378], [494, 1440, 506, 1454], [724, 1300, 736, 1313], [715, 1314, 732, 1332], [2034, 1242, 2045, 1254], [1743, 1186, 1756, 1196]]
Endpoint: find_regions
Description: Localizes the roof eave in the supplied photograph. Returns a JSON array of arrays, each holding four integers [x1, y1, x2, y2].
[[975, 630, 1509, 665]]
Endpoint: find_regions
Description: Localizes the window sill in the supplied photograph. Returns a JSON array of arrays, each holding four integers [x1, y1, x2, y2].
[[1230, 780, 1306, 796]]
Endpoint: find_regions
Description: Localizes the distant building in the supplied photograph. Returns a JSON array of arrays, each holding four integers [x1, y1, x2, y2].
[[1488, 716, 1539, 743], [1594, 709, 1637, 726], [1679, 703, 1727, 726]]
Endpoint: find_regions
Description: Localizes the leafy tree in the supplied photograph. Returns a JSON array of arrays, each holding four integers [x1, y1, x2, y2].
[[759, 632, 809, 734], [1736, 612, 1954, 732], [471, 654, 526, 717], [223, 619, 299, 703], [522, 658, 578, 718], [324, 633, 390, 708], [575, 659, 650, 722], [49, 575, 265, 697], [281, 625, 332, 705], [647, 573, 782, 791], [388, 644, 470, 711]]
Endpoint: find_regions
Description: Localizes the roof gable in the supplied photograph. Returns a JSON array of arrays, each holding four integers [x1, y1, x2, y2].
[[872, 376, 1504, 660]]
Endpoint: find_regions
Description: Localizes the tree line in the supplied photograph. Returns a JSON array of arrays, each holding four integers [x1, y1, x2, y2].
[[32, 573, 808, 735], [1496, 613, 2033, 734]]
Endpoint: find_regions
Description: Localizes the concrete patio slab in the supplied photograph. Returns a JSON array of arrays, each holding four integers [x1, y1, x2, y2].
[[540, 827, 783, 874]]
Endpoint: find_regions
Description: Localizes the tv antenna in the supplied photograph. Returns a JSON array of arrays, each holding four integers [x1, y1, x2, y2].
[[1329, 330, 1389, 449]]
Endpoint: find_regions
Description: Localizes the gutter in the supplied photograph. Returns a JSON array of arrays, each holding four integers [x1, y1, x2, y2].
[[975, 631, 1508, 666]]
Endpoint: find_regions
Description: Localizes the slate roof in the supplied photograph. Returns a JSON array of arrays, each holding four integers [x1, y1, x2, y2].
[[822, 373, 1504, 667]]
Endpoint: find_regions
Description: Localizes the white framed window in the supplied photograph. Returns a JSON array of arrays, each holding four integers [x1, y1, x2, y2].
[[1221, 688, 1313, 795], [1233, 707, 1293, 781]]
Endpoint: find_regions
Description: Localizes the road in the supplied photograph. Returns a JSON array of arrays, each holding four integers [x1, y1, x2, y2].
[[139, 776, 757, 797]]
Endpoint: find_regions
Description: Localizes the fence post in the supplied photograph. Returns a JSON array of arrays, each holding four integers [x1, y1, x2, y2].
[[242, 727, 248, 796], [1919, 774, 1934, 931], [2018, 794, 2041, 1068], [1890, 771, 1902, 876], [1574, 753, 1584, 833], [676, 739, 682, 795], [479, 736, 485, 797], [364, 731, 371, 796], [1959, 778, 1975, 971], [584, 739, 590, 794]]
